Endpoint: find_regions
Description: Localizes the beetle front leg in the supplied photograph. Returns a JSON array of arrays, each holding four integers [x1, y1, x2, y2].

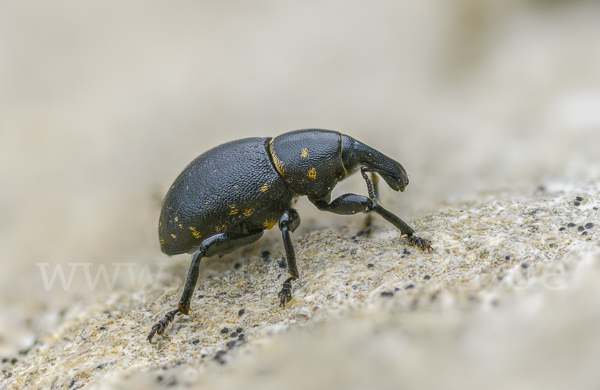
[[278, 209, 301, 307], [358, 168, 379, 236], [313, 194, 432, 252]]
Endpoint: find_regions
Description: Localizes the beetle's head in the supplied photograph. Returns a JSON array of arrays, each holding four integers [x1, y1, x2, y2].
[[341, 135, 409, 192]]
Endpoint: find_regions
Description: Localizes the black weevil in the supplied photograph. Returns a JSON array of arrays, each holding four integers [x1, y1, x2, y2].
[[148, 129, 432, 342]]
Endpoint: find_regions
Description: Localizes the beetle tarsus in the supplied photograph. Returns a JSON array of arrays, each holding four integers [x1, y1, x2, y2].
[[148, 308, 180, 343], [278, 277, 294, 307], [408, 235, 433, 252]]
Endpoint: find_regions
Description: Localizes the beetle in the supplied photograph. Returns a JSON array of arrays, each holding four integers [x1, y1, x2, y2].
[[148, 129, 432, 342]]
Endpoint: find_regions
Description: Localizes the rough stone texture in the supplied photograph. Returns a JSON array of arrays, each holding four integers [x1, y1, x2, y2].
[[3, 181, 599, 389]]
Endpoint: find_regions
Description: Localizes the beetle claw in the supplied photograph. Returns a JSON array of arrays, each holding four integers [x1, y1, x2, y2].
[[278, 277, 294, 307], [148, 308, 180, 343], [408, 235, 433, 253]]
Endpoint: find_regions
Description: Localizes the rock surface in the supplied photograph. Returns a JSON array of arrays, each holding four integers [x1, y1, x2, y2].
[[3, 181, 599, 389]]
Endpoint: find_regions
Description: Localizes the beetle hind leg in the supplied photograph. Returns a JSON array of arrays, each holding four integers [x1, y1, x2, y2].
[[148, 229, 264, 343]]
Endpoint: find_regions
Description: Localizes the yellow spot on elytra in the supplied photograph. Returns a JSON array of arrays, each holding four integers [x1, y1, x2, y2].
[[230, 208, 239, 215], [174, 217, 178, 222], [171, 234, 177, 239], [233, 185, 238, 188], [260, 183, 269, 192], [307, 168, 317, 180], [301, 148, 309, 158], [179, 224, 183, 228], [160, 238, 165, 244], [214, 169, 217, 172], [243, 209, 254, 216], [188, 226, 201, 238], [159, 222, 162, 227], [205, 201, 209, 205], [263, 219, 277, 230]]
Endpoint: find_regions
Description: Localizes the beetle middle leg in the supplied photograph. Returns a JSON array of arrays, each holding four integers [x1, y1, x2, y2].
[[313, 194, 432, 252], [277, 209, 301, 307], [148, 229, 263, 342]]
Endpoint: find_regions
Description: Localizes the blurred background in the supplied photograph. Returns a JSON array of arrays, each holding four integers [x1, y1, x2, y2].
[[1, 0, 600, 356]]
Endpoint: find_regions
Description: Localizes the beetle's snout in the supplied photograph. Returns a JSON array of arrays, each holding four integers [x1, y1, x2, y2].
[[381, 171, 409, 192]]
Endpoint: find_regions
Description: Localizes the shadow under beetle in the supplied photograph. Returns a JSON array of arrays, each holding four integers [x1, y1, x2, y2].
[[148, 129, 432, 342]]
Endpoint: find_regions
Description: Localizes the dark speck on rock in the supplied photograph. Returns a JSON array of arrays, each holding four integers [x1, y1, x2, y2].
[[99, 326, 106, 331], [505, 256, 511, 260], [567, 223, 576, 228], [367, 263, 374, 268], [201, 354, 207, 358], [559, 227, 566, 231], [585, 223, 594, 229], [192, 339, 200, 344], [381, 291, 394, 297], [405, 284, 414, 289], [424, 275, 431, 280], [578, 226, 585, 231], [236, 327, 243, 333], [261, 250, 270, 259], [221, 328, 229, 334], [582, 231, 588, 236], [403, 249, 411, 255], [576, 196, 583, 201], [277, 258, 287, 269], [2, 358, 8, 363], [230, 332, 238, 338], [395, 287, 400, 291], [238, 334, 245, 340], [521, 263, 529, 269], [574, 201, 581, 206], [11, 358, 17, 364], [234, 262, 241, 269], [226, 341, 236, 348], [198, 295, 204, 298], [96, 365, 104, 370], [238, 309, 245, 316], [157, 376, 163, 382]]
